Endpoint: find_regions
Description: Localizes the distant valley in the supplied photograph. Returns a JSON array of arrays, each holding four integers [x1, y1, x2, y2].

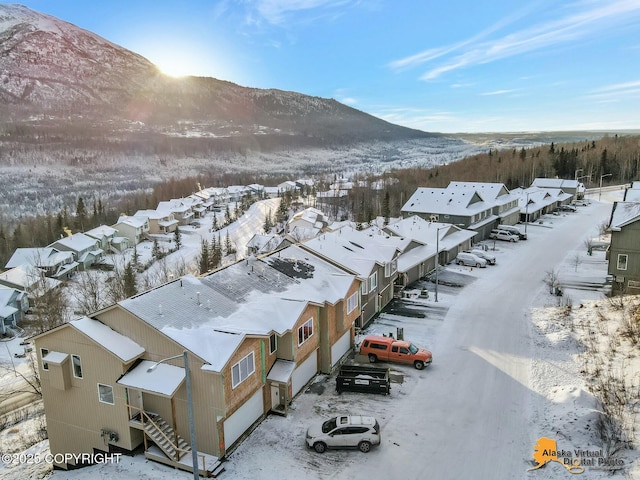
[[0, 4, 623, 223]]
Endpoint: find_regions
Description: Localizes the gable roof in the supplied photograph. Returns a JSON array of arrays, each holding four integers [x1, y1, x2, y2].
[[300, 225, 399, 278], [447, 182, 512, 201], [118, 269, 313, 372], [115, 215, 148, 228], [71, 316, 145, 362], [531, 178, 579, 189], [5, 247, 74, 269], [49, 233, 99, 252], [609, 201, 640, 231], [401, 187, 490, 216], [84, 225, 118, 239]]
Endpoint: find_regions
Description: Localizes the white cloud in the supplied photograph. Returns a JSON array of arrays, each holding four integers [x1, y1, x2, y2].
[[480, 89, 519, 96], [391, 0, 640, 80], [252, 0, 358, 25]]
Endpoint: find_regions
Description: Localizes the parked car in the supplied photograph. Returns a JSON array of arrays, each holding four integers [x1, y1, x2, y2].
[[571, 199, 590, 206], [306, 415, 381, 453], [469, 249, 496, 265], [489, 229, 519, 242], [359, 335, 432, 369], [496, 224, 527, 240], [558, 204, 577, 212], [456, 252, 487, 268]]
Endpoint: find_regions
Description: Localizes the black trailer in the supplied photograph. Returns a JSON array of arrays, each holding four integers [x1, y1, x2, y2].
[[336, 365, 391, 395]]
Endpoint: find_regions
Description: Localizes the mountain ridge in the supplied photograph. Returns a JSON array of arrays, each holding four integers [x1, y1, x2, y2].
[[0, 3, 432, 148]]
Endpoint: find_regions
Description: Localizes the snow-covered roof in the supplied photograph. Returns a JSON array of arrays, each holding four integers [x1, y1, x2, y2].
[[266, 359, 296, 383], [609, 202, 640, 231], [531, 178, 579, 190], [84, 225, 117, 239], [118, 269, 316, 372], [625, 188, 640, 201], [157, 200, 191, 215], [301, 225, 399, 277], [263, 245, 356, 305], [0, 265, 47, 289], [117, 360, 185, 397], [50, 233, 99, 252], [5, 247, 74, 269], [135, 209, 174, 220], [447, 181, 514, 203], [401, 187, 490, 216], [70, 316, 145, 363], [115, 215, 148, 228], [43, 351, 68, 365], [0, 285, 20, 306]]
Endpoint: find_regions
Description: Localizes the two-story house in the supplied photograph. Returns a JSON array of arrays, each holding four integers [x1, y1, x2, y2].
[[49, 233, 104, 271], [607, 201, 640, 292], [112, 216, 150, 245], [0, 285, 29, 334], [134, 209, 179, 235], [5, 247, 77, 279]]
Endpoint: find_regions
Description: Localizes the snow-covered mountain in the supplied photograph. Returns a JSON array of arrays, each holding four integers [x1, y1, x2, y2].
[[0, 4, 431, 147]]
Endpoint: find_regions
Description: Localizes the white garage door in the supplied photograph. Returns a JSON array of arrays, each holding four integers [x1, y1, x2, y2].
[[292, 350, 318, 396], [331, 330, 351, 366], [223, 389, 263, 448]]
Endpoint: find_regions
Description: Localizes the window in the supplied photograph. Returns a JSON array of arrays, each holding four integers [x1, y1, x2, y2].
[[298, 318, 314, 346], [269, 334, 277, 354], [232, 352, 255, 388], [346, 292, 358, 314], [360, 279, 368, 295], [98, 384, 114, 404], [368, 272, 377, 292], [72, 354, 83, 379], [391, 259, 397, 275], [40, 348, 49, 371], [617, 254, 628, 271]]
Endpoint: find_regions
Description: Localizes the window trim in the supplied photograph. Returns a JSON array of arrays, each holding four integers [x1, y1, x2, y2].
[[231, 352, 256, 389], [269, 334, 277, 355], [346, 292, 358, 314], [41, 348, 49, 371], [617, 253, 628, 271], [369, 272, 378, 292], [98, 383, 114, 405], [72, 354, 83, 379], [360, 279, 368, 295], [297, 317, 314, 346]]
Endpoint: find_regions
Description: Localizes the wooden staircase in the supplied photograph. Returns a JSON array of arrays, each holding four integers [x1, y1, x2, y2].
[[140, 412, 225, 477], [144, 413, 190, 462]]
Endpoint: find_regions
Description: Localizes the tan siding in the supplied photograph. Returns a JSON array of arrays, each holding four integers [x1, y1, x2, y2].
[[35, 327, 137, 466]]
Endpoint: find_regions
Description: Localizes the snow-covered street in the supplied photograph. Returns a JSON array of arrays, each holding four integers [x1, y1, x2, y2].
[[3, 193, 639, 480]]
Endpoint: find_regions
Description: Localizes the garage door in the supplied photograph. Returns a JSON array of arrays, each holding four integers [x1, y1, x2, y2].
[[223, 388, 263, 448], [292, 350, 318, 396], [331, 330, 351, 366]]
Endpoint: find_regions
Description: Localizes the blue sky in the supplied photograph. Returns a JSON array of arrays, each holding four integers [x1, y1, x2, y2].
[[11, 0, 640, 133]]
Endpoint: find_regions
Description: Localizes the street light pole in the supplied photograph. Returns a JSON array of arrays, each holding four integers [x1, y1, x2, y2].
[[148, 351, 199, 480], [599, 173, 612, 201]]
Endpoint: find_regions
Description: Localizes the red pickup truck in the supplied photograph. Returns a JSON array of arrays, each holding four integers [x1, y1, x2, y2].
[[359, 335, 432, 370]]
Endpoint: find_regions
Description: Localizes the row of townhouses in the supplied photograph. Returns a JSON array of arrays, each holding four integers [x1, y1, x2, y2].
[[0, 181, 311, 334], [31, 208, 483, 475]]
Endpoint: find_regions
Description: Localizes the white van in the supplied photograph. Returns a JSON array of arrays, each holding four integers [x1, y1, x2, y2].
[[497, 224, 527, 240], [455, 252, 487, 268]]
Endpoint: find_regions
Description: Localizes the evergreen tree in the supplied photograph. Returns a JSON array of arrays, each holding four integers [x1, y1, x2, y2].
[[263, 209, 272, 233], [76, 196, 87, 231], [174, 227, 182, 250], [225, 230, 236, 255], [382, 191, 391, 226], [212, 212, 218, 231], [132, 244, 139, 268], [123, 262, 137, 297], [199, 240, 209, 274], [152, 239, 161, 260], [225, 204, 231, 225]]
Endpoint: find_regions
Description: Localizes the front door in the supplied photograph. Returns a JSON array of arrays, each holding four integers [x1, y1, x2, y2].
[[270, 384, 281, 409]]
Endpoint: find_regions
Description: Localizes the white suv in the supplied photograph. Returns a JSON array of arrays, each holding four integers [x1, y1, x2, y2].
[[455, 252, 487, 268], [489, 229, 519, 242], [306, 415, 381, 453]]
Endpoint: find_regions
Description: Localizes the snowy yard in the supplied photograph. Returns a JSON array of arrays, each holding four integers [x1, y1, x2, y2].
[[2, 190, 640, 479]]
